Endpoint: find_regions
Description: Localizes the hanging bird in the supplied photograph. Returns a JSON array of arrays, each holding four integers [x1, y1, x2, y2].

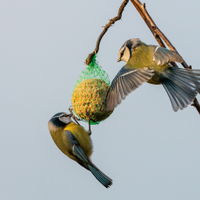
[[106, 38, 200, 112], [48, 112, 112, 188]]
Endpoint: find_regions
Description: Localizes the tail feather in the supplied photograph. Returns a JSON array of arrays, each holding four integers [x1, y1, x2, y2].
[[163, 83, 179, 111], [88, 164, 112, 188], [163, 80, 195, 111], [173, 69, 200, 91], [170, 72, 197, 89], [161, 67, 200, 111], [169, 73, 197, 101]]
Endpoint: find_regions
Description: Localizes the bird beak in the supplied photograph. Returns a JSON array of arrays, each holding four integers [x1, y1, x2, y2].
[[117, 58, 121, 62]]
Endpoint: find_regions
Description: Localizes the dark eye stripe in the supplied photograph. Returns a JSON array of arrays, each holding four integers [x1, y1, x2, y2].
[[121, 50, 124, 56], [60, 114, 66, 118]]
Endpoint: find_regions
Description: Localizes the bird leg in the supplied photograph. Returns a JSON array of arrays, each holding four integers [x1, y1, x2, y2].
[[86, 110, 92, 136], [68, 107, 81, 126]]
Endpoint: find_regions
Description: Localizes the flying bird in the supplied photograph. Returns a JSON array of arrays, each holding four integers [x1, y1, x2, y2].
[[106, 38, 200, 112]]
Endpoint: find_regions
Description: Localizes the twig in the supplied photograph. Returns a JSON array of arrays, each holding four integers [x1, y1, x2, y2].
[[130, 0, 200, 114], [85, 0, 129, 65], [191, 98, 200, 114]]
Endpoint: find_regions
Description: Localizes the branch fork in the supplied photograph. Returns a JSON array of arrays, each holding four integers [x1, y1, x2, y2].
[[85, 0, 200, 114]]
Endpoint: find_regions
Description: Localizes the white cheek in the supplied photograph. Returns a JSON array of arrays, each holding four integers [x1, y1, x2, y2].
[[60, 116, 72, 124], [122, 55, 128, 62], [122, 48, 131, 62]]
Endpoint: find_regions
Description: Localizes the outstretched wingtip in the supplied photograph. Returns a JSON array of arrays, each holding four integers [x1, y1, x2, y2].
[[106, 66, 154, 111]]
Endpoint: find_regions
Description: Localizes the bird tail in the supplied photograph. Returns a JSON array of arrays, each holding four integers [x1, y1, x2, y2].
[[88, 163, 113, 188], [161, 67, 200, 111]]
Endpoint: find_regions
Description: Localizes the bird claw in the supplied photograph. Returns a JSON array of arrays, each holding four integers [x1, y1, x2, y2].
[[86, 110, 92, 135], [68, 107, 81, 126], [87, 130, 92, 136]]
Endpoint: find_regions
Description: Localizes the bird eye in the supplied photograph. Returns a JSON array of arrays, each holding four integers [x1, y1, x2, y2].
[[121, 49, 125, 57], [60, 114, 65, 118], [61, 113, 69, 118]]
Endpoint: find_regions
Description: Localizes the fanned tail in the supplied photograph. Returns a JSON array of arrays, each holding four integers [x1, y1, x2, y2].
[[161, 67, 200, 111]]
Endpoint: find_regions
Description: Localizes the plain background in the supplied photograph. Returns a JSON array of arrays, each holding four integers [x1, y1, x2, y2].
[[1, 0, 200, 199]]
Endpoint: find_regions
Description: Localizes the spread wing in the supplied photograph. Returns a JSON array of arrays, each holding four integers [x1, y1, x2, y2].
[[152, 46, 183, 65], [106, 66, 154, 111]]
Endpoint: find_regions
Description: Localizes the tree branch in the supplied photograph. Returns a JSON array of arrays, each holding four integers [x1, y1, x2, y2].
[[130, 0, 200, 114], [85, 0, 129, 65]]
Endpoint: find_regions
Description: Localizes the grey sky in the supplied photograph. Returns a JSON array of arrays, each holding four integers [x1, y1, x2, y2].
[[1, 0, 200, 199]]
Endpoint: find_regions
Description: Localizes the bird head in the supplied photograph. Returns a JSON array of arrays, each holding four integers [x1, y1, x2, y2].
[[48, 112, 72, 132], [117, 38, 142, 62]]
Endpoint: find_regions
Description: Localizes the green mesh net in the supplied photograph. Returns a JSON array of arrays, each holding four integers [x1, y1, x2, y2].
[[71, 54, 113, 125], [73, 54, 110, 90]]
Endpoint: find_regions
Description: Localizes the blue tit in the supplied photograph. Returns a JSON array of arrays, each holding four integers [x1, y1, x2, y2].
[[106, 38, 200, 111], [48, 112, 112, 188]]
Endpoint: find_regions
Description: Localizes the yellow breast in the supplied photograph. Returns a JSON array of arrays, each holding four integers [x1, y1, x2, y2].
[[127, 45, 170, 85], [49, 122, 93, 161], [64, 122, 93, 158]]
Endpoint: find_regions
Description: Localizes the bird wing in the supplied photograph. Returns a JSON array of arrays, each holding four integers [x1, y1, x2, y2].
[[66, 130, 113, 188], [152, 46, 183, 65], [106, 66, 154, 111], [66, 130, 90, 164]]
